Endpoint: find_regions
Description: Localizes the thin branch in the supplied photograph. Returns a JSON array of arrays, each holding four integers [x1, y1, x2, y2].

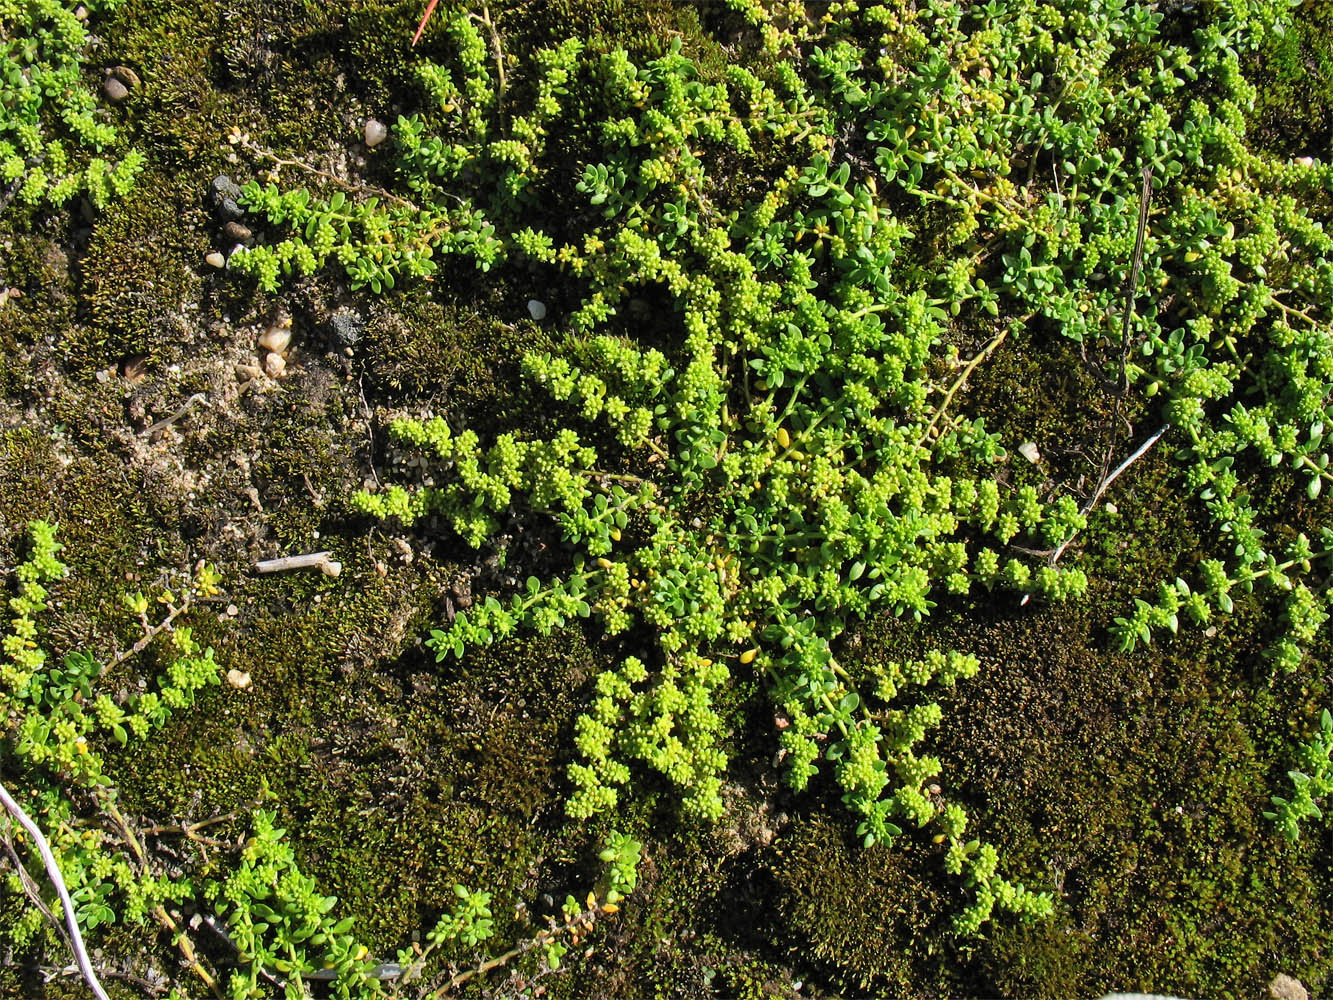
[[917, 321, 1017, 448], [0, 781, 112, 1000], [105, 597, 191, 673], [96, 794, 224, 998], [40, 963, 167, 997], [473, 3, 507, 112], [142, 393, 208, 440], [0, 823, 76, 957], [238, 137, 424, 210], [1048, 423, 1170, 565]]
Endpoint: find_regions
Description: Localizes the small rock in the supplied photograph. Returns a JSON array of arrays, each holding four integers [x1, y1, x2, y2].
[[226, 669, 252, 690], [363, 118, 389, 147], [328, 307, 365, 349], [263, 352, 286, 378], [235, 363, 263, 381], [1295, 156, 1315, 169], [1017, 441, 1041, 464], [527, 299, 547, 321], [108, 65, 141, 89], [210, 175, 245, 221], [102, 76, 129, 102], [223, 221, 253, 245], [1270, 974, 1308, 1000], [226, 604, 239, 617], [205, 251, 226, 269], [258, 316, 292, 353]]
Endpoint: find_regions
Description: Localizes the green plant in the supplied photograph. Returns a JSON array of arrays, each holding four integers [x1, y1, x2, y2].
[[234, 0, 1333, 941], [0, 522, 225, 992], [336, 7, 1085, 935], [205, 809, 384, 1000], [0, 0, 143, 212], [1265, 708, 1333, 843]]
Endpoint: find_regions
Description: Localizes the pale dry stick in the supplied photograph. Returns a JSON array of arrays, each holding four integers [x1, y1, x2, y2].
[[142, 393, 208, 440], [0, 780, 112, 1000], [1047, 422, 1170, 566], [253, 551, 342, 576]]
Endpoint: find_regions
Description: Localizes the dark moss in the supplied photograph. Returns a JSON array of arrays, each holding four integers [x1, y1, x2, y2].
[[764, 814, 964, 996]]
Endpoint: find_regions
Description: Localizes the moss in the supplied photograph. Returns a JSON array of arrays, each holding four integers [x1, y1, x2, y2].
[[765, 814, 964, 996]]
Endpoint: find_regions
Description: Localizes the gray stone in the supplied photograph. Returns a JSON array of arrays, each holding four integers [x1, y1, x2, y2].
[[210, 175, 245, 221], [328, 308, 365, 349], [363, 118, 389, 148]]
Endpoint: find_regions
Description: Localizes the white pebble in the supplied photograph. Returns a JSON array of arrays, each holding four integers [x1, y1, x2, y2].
[[263, 352, 286, 378], [226, 669, 252, 690], [1017, 441, 1041, 464], [205, 251, 225, 268], [258, 320, 291, 354], [527, 299, 547, 321], [363, 118, 389, 147]]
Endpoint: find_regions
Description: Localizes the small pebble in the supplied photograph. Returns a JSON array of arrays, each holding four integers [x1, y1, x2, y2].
[[363, 118, 389, 147], [263, 352, 286, 378], [226, 604, 239, 617], [226, 669, 252, 690], [527, 299, 547, 321], [235, 363, 263, 381], [205, 251, 226, 268], [210, 175, 245, 221], [223, 221, 253, 244], [1017, 441, 1041, 464], [258, 318, 291, 354], [109, 65, 141, 88], [102, 76, 129, 102]]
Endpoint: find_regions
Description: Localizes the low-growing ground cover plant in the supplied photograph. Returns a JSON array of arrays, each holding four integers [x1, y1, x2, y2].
[[224, 0, 1333, 942], [0, 0, 143, 211], [0, 521, 643, 997], [6, 0, 1333, 994]]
